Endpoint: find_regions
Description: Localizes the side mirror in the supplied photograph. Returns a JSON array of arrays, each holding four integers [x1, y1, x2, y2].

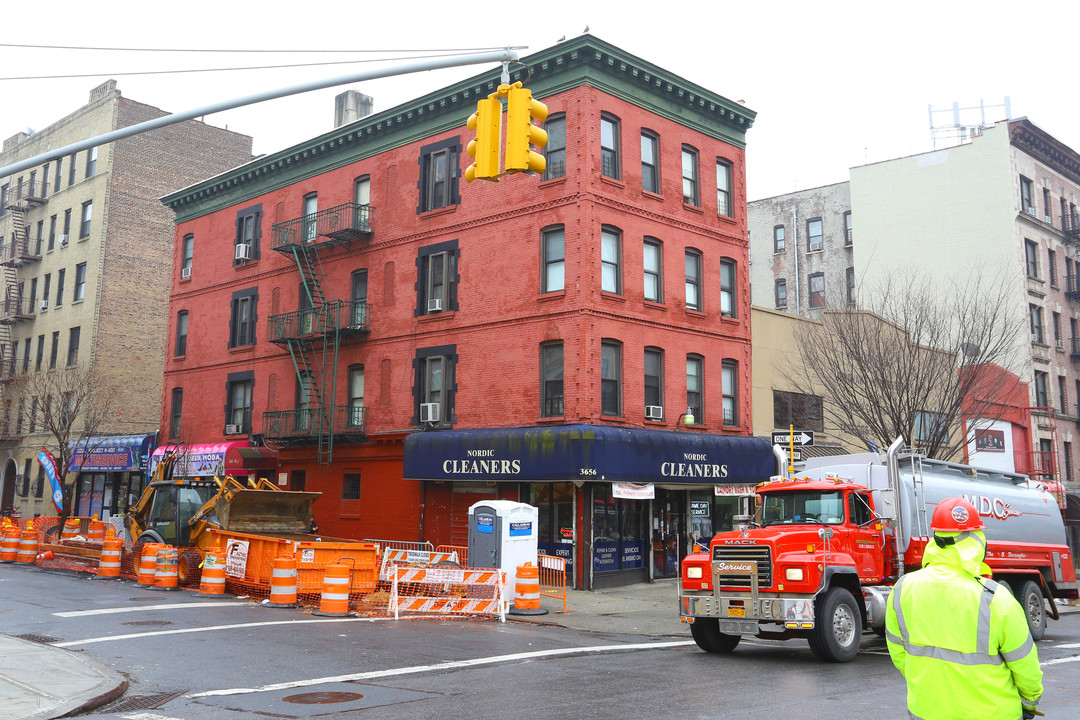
[[818, 527, 835, 540]]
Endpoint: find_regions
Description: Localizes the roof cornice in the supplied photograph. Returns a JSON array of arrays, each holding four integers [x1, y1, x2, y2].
[[1009, 118, 1080, 187]]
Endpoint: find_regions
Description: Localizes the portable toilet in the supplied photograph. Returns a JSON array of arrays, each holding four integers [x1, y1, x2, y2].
[[468, 500, 538, 603]]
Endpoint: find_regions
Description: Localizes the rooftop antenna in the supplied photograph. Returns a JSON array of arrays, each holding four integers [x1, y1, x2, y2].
[[928, 97, 1012, 149]]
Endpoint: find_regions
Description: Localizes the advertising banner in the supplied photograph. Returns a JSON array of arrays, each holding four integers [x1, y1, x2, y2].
[[37, 448, 63, 512]]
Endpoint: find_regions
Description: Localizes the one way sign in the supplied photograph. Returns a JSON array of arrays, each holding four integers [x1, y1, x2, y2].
[[771, 431, 815, 447]]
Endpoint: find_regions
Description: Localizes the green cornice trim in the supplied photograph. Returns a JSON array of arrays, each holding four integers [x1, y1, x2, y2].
[[1009, 118, 1080, 188], [163, 35, 755, 223]]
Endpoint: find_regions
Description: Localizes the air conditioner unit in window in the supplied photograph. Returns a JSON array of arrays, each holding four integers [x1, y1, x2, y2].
[[427, 298, 443, 313], [1026, 207, 1036, 216], [420, 402, 440, 423], [224, 424, 242, 435], [234, 244, 252, 261], [645, 405, 664, 421], [1046, 216, 1053, 224], [180, 267, 192, 279], [1057, 339, 1065, 350], [58, 234, 68, 246], [39, 300, 47, 311], [1031, 333, 1041, 343]]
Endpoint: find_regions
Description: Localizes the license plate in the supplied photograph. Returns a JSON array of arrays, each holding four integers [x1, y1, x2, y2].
[[728, 607, 745, 618]]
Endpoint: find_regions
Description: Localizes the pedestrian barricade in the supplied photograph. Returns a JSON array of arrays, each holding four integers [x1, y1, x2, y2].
[[97, 538, 122, 578], [152, 547, 179, 590], [389, 564, 507, 622], [434, 544, 468, 567], [378, 546, 460, 580], [199, 553, 227, 596], [266, 556, 298, 607], [538, 553, 569, 613], [16, 523, 38, 564], [0, 526, 20, 563]]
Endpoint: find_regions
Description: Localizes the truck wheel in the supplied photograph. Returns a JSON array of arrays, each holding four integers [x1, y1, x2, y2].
[[1018, 581, 1047, 641], [690, 618, 741, 653], [808, 587, 861, 662], [177, 550, 203, 587]]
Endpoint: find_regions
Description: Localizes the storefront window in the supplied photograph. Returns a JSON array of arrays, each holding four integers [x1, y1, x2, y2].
[[592, 485, 646, 572], [532, 483, 575, 580]]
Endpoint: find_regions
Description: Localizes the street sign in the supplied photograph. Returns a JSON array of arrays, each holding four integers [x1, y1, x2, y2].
[[771, 431, 815, 447], [785, 448, 804, 463]]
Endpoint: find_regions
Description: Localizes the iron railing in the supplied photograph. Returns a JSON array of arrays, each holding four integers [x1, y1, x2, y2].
[[0, 234, 42, 266], [271, 203, 374, 249], [267, 300, 368, 344], [263, 404, 366, 441]]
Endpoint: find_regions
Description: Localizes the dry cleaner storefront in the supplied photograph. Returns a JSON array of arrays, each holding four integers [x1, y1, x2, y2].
[[403, 424, 777, 589]]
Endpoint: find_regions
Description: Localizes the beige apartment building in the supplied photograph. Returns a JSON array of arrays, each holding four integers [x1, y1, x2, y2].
[[0, 80, 252, 521]]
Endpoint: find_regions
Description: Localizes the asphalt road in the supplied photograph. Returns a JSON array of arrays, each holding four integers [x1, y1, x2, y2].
[[3, 567, 1078, 720]]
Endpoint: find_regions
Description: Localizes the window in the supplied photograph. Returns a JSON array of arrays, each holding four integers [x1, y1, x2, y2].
[[0, 185, 5, 217], [21, 340, 30, 373], [542, 226, 565, 293], [1025, 239, 1039, 278], [63, 209, 71, 238], [234, 204, 262, 263], [354, 175, 371, 230], [541, 342, 564, 417], [175, 310, 188, 356], [295, 372, 312, 431], [773, 390, 824, 432], [302, 193, 318, 242], [35, 335, 44, 372], [229, 288, 258, 348], [1030, 304, 1044, 344], [601, 340, 622, 416], [686, 355, 703, 423], [41, 164, 48, 197], [74, 263, 86, 302], [34, 220, 43, 255], [809, 272, 825, 308], [48, 215, 57, 252], [643, 238, 662, 303], [418, 240, 458, 314], [682, 146, 699, 206], [342, 473, 361, 501], [1034, 371, 1049, 407], [846, 266, 856, 304], [181, 234, 194, 278], [225, 371, 254, 433], [348, 365, 365, 428], [67, 327, 80, 366], [722, 359, 738, 426], [1044, 188, 1052, 222], [844, 211, 853, 245], [28, 278, 37, 312], [644, 347, 663, 410], [716, 160, 732, 217], [641, 131, 660, 193], [541, 114, 566, 181], [807, 217, 823, 251], [50, 331, 59, 369], [418, 138, 460, 213], [67, 153, 76, 186], [85, 146, 97, 178], [1059, 375, 1069, 415], [775, 279, 787, 308], [600, 114, 620, 180], [1049, 249, 1058, 286], [350, 269, 368, 329], [1020, 175, 1034, 213], [169, 388, 183, 440], [416, 345, 456, 424], [773, 225, 785, 253], [914, 410, 946, 445], [42, 273, 50, 309], [720, 259, 736, 318], [685, 250, 702, 311], [55, 269, 65, 306], [601, 226, 621, 294], [1053, 311, 1062, 345], [53, 159, 62, 195]]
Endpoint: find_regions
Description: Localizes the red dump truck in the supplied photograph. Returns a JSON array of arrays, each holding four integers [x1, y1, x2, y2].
[[679, 437, 1077, 662]]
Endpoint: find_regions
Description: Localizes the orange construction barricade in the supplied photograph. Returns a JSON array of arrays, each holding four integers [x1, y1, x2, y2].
[[61, 518, 81, 541], [0, 526, 20, 563], [97, 538, 122, 578], [199, 553, 227, 596], [509, 562, 547, 616], [266, 556, 298, 607], [87, 518, 105, 543], [16, 523, 38, 564], [152, 547, 179, 590], [135, 543, 163, 587], [313, 564, 351, 617]]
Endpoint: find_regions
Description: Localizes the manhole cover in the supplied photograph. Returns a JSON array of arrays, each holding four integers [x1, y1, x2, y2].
[[105, 691, 185, 713], [283, 691, 365, 704], [129, 596, 160, 601], [123, 620, 174, 627], [15, 634, 61, 644]]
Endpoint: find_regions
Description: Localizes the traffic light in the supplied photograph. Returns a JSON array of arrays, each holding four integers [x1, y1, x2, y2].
[[504, 82, 548, 174], [465, 95, 502, 182]]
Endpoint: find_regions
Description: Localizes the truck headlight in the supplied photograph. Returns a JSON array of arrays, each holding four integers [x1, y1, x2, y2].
[[686, 567, 703, 579], [785, 567, 804, 582]]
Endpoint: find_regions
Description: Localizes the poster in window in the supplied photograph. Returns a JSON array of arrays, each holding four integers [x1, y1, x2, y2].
[[975, 429, 1005, 452]]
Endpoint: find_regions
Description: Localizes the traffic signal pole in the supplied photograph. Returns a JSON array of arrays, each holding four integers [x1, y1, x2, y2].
[[0, 48, 521, 180]]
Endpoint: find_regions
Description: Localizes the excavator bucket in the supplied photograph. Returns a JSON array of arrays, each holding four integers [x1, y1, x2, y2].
[[214, 489, 322, 534]]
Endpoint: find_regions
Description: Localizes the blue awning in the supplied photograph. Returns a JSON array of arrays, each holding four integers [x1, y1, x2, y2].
[[403, 424, 776, 485], [67, 434, 157, 472]]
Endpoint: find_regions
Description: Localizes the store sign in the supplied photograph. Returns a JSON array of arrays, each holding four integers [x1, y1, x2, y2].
[[442, 449, 521, 476], [690, 500, 711, 516], [660, 452, 729, 479], [714, 484, 755, 497], [613, 482, 654, 499]]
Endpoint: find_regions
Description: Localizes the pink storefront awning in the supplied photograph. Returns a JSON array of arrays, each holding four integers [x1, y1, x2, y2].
[[148, 441, 250, 478]]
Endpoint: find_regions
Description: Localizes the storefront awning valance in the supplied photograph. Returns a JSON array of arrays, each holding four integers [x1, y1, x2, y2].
[[403, 424, 776, 485], [67, 434, 157, 472], [224, 446, 279, 472], [148, 441, 250, 478]]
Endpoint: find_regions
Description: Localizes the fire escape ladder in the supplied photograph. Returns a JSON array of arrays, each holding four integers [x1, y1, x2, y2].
[[292, 243, 331, 308]]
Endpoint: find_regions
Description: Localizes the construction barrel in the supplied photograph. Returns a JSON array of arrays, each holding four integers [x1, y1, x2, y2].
[[313, 564, 351, 617], [152, 547, 179, 590], [97, 538, 122, 578], [16, 523, 38, 564], [266, 556, 298, 607], [0, 526, 20, 563], [199, 553, 227, 596], [135, 543, 163, 587], [509, 562, 547, 616]]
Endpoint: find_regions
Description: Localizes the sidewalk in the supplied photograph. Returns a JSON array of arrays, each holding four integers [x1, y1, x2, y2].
[[515, 578, 689, 636]]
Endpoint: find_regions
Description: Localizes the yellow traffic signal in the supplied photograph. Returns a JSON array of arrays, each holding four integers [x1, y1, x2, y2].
[[504, 83, 548, 174], [465, 96, 502, 182]]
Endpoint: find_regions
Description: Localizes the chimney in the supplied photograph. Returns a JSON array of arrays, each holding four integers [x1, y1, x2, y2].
[[334, 90, 374, 128]]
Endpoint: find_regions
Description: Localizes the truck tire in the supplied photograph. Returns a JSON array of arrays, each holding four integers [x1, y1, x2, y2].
[[177, 550, 203, 587], [808, 587, 861, 662], [1018, 580, 1047, 641], [690, 618, 741, 653]]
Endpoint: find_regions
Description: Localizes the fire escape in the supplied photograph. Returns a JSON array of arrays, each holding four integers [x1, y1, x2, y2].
[[264, 202, 373, 465]]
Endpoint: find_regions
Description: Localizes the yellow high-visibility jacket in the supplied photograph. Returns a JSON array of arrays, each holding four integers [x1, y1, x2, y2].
[[885, 531, 1043, 720]]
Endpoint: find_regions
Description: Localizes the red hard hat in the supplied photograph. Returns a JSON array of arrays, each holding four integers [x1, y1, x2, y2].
[[930, 497, 984, 532]]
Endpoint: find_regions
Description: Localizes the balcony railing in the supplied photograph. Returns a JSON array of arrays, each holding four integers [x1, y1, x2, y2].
[[1071, 337, 1080, 361], [1067, 275, 1080, 302], [272, 203, 374, 250], [0, 295, 33, 323], [1063, 212, 1080, 242], [1, 180, 48, 210], [267, 300, 368, 344], [0, 234, 43, 267], [262, 404, 366, 441]]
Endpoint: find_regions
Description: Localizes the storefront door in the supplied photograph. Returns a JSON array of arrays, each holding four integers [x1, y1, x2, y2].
[[533, 482, 575, 584], [652, 489, 684, 578]]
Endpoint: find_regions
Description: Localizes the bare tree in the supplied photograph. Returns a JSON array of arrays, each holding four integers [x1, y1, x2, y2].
[[785, 269, 1026, 460], [10, 365, 120, 523]]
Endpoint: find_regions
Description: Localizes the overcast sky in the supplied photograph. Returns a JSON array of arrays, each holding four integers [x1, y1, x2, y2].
[[3, 0, 1079, 201]]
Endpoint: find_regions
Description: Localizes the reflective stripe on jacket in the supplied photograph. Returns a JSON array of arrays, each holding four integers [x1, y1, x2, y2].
[[885, 532, 1043, 720]]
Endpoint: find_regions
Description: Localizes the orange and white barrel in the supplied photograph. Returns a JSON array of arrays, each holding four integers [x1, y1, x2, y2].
[[313, 564, 351, 616], [509, 562, 547, 616], [152, 547, 179, 590], [61, 518, 81, 541], [16, 524, 38, 564], [87, 519, 105, 543], [267, 556, 298, 607], [0, 526, 21, 563], [97, 538, 122, 578], [199, 553, 227, 596], [135, 543, 163, 587]]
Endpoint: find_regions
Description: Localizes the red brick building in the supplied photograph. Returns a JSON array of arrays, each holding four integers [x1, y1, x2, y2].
[[159, 36, 773, 589]]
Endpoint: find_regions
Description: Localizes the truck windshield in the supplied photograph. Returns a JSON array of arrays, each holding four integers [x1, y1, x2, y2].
[[759, 491, 845, 526]]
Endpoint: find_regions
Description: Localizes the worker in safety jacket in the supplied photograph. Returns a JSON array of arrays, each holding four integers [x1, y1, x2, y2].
[[886, 497, 1043, 720]]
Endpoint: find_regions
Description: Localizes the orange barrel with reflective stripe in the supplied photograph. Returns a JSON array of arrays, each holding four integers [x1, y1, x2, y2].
[[267, 556, 298, 607], [0, 526, 21, 562], [152, 547, 179, 590], [61, 518, 80, 540], [314, 564, 351, 616], [97, 538, 122, 578], [509, 562, 547, 616], [16, 524, 38, 564], [199, 553, 227, 596], [87, 520, 105, 543], [135, 543, 163, 587]]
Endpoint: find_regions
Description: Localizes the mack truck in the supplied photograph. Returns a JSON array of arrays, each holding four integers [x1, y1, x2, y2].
[[679, 437, 1078, 662]]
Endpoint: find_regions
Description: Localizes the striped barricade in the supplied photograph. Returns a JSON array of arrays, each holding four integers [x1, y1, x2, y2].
[[389, 564, 506, 622], [379, 548, 461, 580], [538, 554, 569, 613]]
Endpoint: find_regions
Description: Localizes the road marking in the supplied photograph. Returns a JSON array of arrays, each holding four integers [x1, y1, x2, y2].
[[1052, 642, 1080, 649], [54, 616, 391, 647], [120, 714, 184, 720], [1043, 655, 1080, 666], [54, 602, 246, 617], [189, 640, 696, 697]]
